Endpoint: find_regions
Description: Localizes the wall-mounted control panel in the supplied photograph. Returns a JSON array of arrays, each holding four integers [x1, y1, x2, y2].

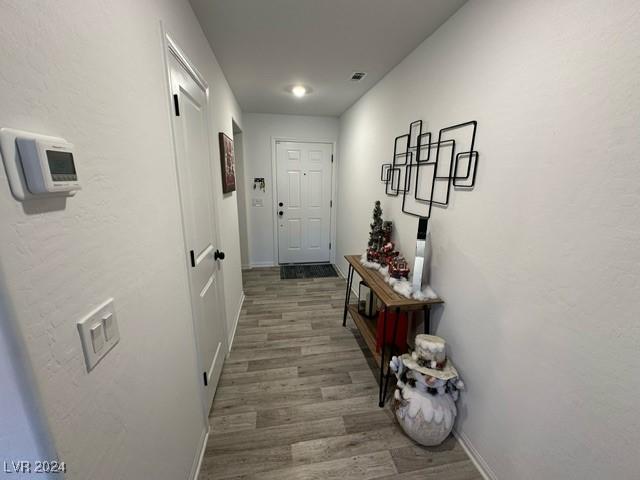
[[77, 299, 119, 372], [0, 128, 81, 200], [16, 136, 80, 194]]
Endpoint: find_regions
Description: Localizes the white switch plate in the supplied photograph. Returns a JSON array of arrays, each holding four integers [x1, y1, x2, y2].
[[77, 298, 119, 372]]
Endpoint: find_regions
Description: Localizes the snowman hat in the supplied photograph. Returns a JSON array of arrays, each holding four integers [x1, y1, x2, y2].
[[401, 334, 459, 380]]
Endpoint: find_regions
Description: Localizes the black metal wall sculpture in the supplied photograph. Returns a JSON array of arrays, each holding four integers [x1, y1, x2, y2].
[[380, 119, 480, 293], [380, 119, 479, 226]]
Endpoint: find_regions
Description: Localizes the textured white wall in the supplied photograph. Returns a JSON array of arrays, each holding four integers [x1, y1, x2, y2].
[[242, 113, 339, 266], [0, 1, 243, 479], [336, 0, 640, 478], [234, 132, 250, 268]]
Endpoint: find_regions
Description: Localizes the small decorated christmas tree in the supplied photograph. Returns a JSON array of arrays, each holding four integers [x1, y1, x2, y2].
[[368, 201, 384, 253], [365, 201, 409, 276]]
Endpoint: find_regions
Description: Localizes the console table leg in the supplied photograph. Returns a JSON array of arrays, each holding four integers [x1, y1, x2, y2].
[[342, 265, 354, 327], [381, 307, 400, 407], [378, 307, 388, 407], [424, 306, 431, 334]]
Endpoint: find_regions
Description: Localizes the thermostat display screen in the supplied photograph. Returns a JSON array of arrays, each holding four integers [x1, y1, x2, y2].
[[46, 150, 76, 176]]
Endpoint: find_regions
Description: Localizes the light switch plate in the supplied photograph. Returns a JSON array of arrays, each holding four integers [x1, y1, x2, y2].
[[77, 298, 119, 372]]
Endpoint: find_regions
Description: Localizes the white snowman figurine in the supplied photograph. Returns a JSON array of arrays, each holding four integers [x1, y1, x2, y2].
[[389, 334, 464, 446]]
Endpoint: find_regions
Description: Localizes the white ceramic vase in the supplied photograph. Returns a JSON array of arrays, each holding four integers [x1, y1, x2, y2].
[[392, 384, 457, 446]]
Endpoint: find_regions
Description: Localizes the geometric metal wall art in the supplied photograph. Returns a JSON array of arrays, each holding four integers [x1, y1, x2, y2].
[[380, 119, 480, 292], [380, 119, 479, 223]]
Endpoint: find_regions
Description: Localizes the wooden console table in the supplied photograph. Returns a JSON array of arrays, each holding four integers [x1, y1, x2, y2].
[[342, 254, 444, 407]]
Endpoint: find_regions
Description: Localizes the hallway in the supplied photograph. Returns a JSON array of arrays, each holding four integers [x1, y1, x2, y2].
[[1, 1, 638, 478], [200, 268, 481, 479]]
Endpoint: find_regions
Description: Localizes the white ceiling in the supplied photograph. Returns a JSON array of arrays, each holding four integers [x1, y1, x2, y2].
[[190, 0, 467, 117]]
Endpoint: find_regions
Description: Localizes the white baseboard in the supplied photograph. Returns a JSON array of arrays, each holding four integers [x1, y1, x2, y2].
[[227, 291, 245, 354], [453, 428, 497, 480], [248, 261, 276, 268], [190, 426, 209, 480]]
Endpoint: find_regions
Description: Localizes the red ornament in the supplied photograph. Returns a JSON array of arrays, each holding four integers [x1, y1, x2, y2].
[[366, 248, 381, 263], [381, 241, 394, 253]]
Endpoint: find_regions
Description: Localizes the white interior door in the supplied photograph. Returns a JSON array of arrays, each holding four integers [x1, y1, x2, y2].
[[168, 52, 226, 414], [276, 141, 333, 264]]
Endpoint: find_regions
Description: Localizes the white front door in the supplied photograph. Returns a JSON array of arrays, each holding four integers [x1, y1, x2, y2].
[[168, 52, 226, 414], [276, 141, 333, 264]]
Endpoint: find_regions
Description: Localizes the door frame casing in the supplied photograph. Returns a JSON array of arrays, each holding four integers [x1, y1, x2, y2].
[[161, 27, 229, 423], [271, 137, 337, 265]]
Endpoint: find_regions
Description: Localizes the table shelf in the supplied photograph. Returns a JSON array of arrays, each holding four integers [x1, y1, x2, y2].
[[347, 304, 380, 366]]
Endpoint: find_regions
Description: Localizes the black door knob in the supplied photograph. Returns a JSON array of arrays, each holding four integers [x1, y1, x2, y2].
[[214, 250, 225, 261], [278, 211, 284, 216], [279, 202, 283, 207]]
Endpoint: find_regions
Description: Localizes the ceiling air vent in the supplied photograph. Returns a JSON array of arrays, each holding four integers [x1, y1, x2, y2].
[[350, 72, 367, 81]]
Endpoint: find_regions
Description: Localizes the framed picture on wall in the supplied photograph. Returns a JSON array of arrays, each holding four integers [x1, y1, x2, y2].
[[218, 132, 236, 193]]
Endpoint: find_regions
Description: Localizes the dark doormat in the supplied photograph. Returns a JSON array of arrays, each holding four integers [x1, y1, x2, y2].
[[280, 264, 338, 279]]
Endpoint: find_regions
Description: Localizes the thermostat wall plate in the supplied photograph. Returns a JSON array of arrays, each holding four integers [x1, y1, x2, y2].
[[0, 128, 80, 201]]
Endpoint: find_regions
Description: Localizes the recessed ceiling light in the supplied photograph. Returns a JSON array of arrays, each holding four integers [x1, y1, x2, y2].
[[291, 85, 307, 97]]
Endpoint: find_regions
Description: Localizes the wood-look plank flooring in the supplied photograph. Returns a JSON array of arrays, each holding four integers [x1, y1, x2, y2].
[[200, 267, 481, 480]]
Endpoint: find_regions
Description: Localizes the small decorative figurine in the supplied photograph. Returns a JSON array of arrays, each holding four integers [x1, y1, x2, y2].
[[390, 334, 464, 446], [381, 241, 394, 254], [388, 256, 410, 279], [366, 249, 381, 263]]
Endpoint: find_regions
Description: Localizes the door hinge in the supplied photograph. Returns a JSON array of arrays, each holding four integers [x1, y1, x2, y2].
[[330, 200, 333, 208], [331, 154, 334, 163], [173, 94, 180, 116], [189, 250, 195, 267], [203, 371, 208, 386], [329, 242, 332, 249]]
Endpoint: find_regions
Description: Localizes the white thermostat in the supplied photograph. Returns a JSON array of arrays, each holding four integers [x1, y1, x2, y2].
[[0, 128, 81, 200]]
